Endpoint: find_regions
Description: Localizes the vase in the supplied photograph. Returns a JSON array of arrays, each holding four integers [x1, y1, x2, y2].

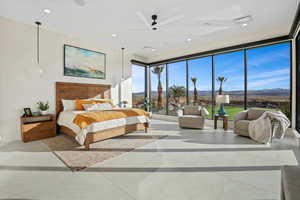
[[218, 104, 226, 116], [41, 110, 48, 115]]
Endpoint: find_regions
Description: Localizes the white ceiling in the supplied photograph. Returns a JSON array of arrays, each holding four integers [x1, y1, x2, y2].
[[0, 0, 299, 63]]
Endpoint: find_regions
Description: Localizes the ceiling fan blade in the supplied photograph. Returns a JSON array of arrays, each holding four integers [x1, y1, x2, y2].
[[197, 19, 234, 27], [158, 15, 184, 27], [136, 12, 152, 30], [74, 0, 86, 6]]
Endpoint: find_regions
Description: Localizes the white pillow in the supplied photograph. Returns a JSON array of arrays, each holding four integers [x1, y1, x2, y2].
[[201, 107, 210, 116], [62, 99, 76, 111], [83, 103, 113, 111]]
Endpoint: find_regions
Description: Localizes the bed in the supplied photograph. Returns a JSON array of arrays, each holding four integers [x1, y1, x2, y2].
[[56, 82, 150, 150]]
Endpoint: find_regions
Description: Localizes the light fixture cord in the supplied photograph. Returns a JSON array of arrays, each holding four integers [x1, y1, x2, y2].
[[35, 21, 41, 64], [121, 48, 125, 79], [37, 23, 39, 64]]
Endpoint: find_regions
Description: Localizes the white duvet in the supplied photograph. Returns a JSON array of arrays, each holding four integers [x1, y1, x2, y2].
[[57, 110, 150, 145]]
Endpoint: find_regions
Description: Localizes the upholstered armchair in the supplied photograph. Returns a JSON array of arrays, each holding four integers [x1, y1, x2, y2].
[[178, 105, 209, 129], [234, 109, 267, 136]]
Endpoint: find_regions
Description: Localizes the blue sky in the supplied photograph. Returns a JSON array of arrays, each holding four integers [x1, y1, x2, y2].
[[132, 42, 290, 93]]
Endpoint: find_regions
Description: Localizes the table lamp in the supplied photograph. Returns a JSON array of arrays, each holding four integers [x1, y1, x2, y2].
[[216, 95, 230, 116]]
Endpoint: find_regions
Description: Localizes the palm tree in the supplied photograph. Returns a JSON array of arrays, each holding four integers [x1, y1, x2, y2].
[[152, 66, 164, 109], [191, 77, 198, 104], [216, 76, 227, 95], [169, 85, 186, 106]]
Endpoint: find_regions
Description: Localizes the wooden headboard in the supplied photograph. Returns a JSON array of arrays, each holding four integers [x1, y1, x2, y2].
[[55, 82, 111, 117]]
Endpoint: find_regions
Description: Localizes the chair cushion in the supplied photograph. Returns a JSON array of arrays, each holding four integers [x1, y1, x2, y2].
[[235, 120, 250, 136], [183, 106, 201, 115], [235, 120, 250, 130], [178, 115, 204, 129], [247, 109, 266, 120], [180, 115, 202, 119]]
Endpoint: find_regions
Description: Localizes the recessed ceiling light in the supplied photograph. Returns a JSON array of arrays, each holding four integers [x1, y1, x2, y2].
[[111, 33, 117, 37], [242, 23, 248, 27], [186, 38, 192, 42], [43, 8, 51, 14]]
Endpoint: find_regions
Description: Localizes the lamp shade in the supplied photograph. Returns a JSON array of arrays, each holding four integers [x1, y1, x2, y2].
[[216, 95, 230, 104]]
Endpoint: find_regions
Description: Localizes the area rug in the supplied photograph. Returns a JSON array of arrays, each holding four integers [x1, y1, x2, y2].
[[42, 132, 164, 171]]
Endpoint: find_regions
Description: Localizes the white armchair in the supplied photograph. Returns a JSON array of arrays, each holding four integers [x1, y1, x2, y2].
[[234, 109, 267, 136], [177, 105, 209, 129]]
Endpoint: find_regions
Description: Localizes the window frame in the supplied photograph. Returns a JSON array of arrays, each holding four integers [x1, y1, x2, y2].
[[146, 41, 292, 123]]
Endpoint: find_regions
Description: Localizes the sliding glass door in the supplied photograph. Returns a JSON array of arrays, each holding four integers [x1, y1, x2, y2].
[[167, 61, 187, 116], [247, 43, 291, 118], [214, 51, 245, 120], [132, 64, 146, 109], [188, 57, 213, 118], [150, 65, 167, 114]]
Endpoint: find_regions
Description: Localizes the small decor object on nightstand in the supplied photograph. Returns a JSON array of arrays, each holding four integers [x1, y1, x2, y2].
[[120, 100, 128, 108], [37, 101, 49, 115], [23, 108, 33, 117]]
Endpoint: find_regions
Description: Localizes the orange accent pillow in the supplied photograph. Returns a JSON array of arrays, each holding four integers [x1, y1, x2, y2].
[[75, 99, 113, 110]]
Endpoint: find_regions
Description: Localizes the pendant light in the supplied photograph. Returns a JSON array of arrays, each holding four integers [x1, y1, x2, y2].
[[35, 21, 43, 76]]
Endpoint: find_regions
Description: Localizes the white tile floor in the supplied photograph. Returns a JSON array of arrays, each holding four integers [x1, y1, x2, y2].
[[0, 119, 299, 200]]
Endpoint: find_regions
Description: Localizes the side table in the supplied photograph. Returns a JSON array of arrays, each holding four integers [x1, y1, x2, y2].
[[214, 114, 228, 131]]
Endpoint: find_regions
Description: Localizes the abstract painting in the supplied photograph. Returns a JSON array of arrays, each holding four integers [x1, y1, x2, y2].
[[64, 45, 106, 79]]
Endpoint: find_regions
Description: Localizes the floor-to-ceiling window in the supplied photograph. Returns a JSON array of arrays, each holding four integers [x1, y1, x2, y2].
[[150, 65, 167, 114], [168, 61, 187, 116], [247, 43, 291, 118], [214, 51, 245, 120], [188, 57, 213, 118], [132, 64, 146, 109], [148, 41, 291, 122]]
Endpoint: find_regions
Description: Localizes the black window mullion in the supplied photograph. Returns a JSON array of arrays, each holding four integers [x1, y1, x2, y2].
[[244, 49, 248, 110], [166, 64, 169, 115], [212, 56, 215, 119], [186, 60, 189, 105]]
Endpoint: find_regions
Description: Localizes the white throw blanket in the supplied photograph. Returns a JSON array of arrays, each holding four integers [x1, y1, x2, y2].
[[248, 111, 290, 144]]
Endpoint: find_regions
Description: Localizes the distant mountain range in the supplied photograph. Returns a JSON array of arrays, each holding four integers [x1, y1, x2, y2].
[[133, 88, 290, 97]]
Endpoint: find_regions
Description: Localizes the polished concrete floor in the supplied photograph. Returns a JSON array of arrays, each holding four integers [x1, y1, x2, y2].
[[0, 119, 299, 200]]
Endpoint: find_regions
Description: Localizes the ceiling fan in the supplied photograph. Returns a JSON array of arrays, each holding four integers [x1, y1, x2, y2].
[[136, 12, 184, 31]]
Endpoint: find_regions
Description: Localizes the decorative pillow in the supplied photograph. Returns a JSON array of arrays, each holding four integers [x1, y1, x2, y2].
[[83, 103, 113, 111], [183, 105, 202, 115], [75, 99, 113, 110], [92, 99, 115, 107], [201, 107, 210, 116], [247, 109, 266, 120], [62, 99, 76, 111]]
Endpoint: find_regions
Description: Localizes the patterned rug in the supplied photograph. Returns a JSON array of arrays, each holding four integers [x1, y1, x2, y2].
[[42, 132, 165, 171]]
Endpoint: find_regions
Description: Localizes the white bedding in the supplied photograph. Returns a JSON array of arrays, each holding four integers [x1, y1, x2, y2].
[[57, 110, 150, 145]]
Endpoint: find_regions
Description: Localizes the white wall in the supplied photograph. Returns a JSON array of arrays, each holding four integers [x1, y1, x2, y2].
[[0, 17, 140, 141]]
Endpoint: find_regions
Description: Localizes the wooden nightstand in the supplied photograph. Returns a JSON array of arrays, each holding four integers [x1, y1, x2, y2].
[[20, 114, 56, 142]]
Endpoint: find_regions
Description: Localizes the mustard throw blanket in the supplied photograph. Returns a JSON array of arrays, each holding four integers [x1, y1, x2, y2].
[[73, 108, 150, 129]]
